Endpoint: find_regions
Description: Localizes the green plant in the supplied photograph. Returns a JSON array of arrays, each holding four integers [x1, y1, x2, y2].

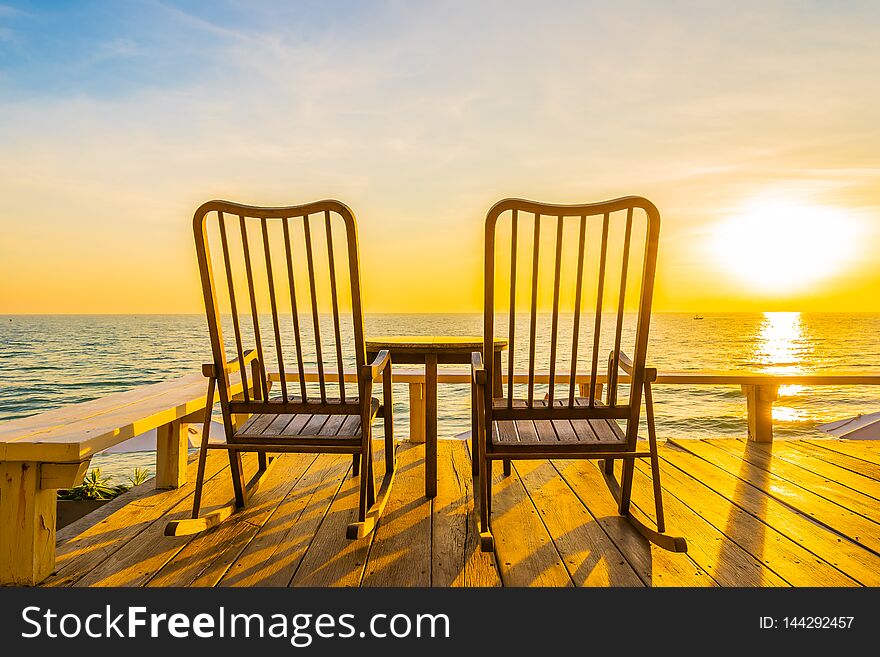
[[127, 467, 150, 487], [57, 468, 125, 501]]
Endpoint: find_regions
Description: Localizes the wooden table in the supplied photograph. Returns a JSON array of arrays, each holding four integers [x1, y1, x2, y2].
[[366, 336, 507, 497]]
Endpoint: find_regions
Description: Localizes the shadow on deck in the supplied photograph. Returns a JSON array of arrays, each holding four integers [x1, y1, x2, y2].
[[45, 438, 880, 587]]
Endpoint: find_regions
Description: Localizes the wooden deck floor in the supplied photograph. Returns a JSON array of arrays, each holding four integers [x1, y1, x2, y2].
[[46, 438, 880, 587]]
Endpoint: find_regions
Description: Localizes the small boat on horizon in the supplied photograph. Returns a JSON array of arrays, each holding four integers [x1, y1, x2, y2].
[[693, 314, 704, 320]]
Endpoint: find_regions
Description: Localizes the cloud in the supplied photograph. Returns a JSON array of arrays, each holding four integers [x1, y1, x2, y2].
[[1, 1, 880, 311]]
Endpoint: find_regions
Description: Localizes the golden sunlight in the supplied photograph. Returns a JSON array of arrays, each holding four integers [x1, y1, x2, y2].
[[755, 311, 808, 421], [710, 199, 859, 294]]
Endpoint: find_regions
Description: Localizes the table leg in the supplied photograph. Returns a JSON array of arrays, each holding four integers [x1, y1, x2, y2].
[[425, 353, 438, 498]]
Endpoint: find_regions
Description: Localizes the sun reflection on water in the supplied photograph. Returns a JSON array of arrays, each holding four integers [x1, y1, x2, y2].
[[754, 312, 810, 421]]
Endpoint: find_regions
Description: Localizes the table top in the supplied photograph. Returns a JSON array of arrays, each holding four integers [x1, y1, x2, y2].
[[366, 335, 507, 352]]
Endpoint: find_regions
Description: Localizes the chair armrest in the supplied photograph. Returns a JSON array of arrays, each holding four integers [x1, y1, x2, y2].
[[610, 350, 657, 382], [471, 351, 487, 386], [364, 349, 391, 382], [202, 349, 258, 379]]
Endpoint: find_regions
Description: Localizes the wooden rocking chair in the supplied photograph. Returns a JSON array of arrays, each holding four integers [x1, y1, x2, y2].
[[471, 196, 687, 553], [166, 199, 395, 540]]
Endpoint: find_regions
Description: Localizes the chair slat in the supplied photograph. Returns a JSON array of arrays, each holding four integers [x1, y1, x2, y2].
[[282, 217, 309, 403], [567, 215, 587, 406], [610, 208, 634, 405], [588, 213, 610, 407], [302, 214, 327, 403], [507, 209, 518, 407], [547, 216, 564, 404], [217, 211, 250, 403], [325, 211, 346, 402], [261, 218, 288, 403], [527, 212, 541, 407], [239, 215, 269, 400]]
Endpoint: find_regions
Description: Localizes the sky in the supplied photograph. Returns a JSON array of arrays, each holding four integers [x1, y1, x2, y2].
[[1, 0, 879, 313]]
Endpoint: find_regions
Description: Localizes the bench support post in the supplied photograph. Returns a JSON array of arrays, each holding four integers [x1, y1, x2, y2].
[[409, 383, 425, 443], [742, 384, 778, 443], [0, 461, 56, 585], [156, 419, 189, 489]]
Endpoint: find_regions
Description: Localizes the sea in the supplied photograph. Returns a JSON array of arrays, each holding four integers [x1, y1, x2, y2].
[[2, 312, 879, 484]]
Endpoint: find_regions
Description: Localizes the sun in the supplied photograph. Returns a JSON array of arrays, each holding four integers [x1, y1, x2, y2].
[[709, 198, 859, 294]]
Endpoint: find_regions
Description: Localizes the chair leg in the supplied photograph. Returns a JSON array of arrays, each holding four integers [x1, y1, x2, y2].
[[191, 377, 215, 519], [477, 455, 495, 552], [257, 451, 268, 472], [227, 449, 247, 508], [352, 453, 360, 477], [486, 460, 493, 520], [604, 457, 615, 475], [346, 410, 398, 540], [383, 370, 395, 474], [471, 384, 479, 476], [502, 458, 511, 476], [645, 382, 665, 533], [618, 457, 635, 516], [366, 441, 377, 509], [357, 448, 370, 523]]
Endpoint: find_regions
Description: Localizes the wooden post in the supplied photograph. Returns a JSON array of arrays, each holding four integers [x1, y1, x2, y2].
[[425, 354, 438, 498], [742, 384, 778, 442], [408, 382, 426, 443], [0, 461, 56, 585], [578, 381, 602, 401], [155, 419, 188, 489]]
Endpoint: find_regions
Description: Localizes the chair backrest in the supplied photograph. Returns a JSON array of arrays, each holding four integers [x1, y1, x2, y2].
[[483, 197, 661, 444], [193, 199, 367, 427]]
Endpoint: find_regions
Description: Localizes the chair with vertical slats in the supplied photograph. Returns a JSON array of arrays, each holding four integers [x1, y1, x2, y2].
[[471, 197, 687, 553], [165, 199, 395, 540]]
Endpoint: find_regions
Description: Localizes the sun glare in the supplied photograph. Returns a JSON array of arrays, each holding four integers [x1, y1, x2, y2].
[[710, 199, 859, 294]]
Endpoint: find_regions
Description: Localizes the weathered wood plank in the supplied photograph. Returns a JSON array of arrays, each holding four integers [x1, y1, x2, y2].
[[620, 460, 788, 587], [753, 440, 880, 503], [219, 454, 350, 587], [672, 439, 880, 556], [640, 448, 858, 586], [45, 452, 229, 587], [803, 439, 880, 469], [0, 374, 205, 442], [288, 446, 384, 587], [784, 440, 880, 482], [552, 458, 715, 586], [709, 440, 880, 522], [362, 443, 431, 586], [70, 455, 260, 587], [146, 453, 316, 587], [490, 462, 574, 587], [432, 441, 500, 587], [514, 459, 644, 586], [660, 444, 877, 585]]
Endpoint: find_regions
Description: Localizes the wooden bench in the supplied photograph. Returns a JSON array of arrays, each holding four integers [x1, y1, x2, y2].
[[0, 370, 249, 585]]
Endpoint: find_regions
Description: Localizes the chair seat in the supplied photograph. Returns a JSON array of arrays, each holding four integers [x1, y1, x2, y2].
[[490, 397, 627, 450], [233, 397, 380, 445]]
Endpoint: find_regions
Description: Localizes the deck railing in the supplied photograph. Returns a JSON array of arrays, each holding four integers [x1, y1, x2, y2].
[[2, 365, 880, 584], [271, 368, 880, 443]]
